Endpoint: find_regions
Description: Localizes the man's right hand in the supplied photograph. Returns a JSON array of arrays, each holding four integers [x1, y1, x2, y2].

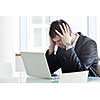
[[49, 37, 56, 55]]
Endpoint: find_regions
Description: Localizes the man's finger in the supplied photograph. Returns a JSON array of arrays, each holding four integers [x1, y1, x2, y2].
[[66, 24, 70, 33], [59, 24, 65, 34], [63, 23, 68, 33], [55, 30, 63, 37]]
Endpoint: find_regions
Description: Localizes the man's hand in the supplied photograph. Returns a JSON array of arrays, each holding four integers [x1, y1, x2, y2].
[[49, 37, 56, 55], [55, 23, 72, 47]]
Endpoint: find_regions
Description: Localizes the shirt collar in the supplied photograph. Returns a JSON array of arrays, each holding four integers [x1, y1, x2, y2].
[[72, 33, 79, 47]]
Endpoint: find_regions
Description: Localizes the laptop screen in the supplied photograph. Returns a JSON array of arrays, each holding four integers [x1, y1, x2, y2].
[[21, 52, 52, 79]]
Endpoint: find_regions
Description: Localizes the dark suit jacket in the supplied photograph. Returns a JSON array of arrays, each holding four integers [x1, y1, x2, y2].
[[45, 32, 99, 77]]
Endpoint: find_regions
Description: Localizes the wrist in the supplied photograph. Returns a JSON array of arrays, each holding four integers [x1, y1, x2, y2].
[[65, 45, 73, 50], [49, 46, 54, 55], [49, 49, 54, 55]]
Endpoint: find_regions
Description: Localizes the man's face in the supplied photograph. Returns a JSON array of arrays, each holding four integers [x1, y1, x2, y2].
[[52, 35, 64, 48]]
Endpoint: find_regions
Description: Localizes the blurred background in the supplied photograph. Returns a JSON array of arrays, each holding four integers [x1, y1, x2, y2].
[[0, 16, 100, 75]]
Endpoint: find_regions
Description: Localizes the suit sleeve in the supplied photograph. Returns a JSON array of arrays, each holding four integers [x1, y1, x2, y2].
[[63, 40, 98, 76], [45, 50, 61, 74]]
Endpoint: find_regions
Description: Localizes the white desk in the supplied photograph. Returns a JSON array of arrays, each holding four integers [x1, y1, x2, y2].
[[88, 77, 100, 83], [0, 72, 100, 83]]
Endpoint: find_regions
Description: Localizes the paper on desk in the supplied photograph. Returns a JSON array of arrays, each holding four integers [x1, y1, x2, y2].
[[59, 71, 89, 83]]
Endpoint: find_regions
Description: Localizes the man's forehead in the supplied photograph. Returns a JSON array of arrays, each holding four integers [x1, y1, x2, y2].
[[52, 35, 61, 41]]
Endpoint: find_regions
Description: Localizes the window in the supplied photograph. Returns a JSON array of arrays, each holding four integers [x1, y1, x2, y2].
[[26, 16, 50, 52], [96, 16, 100, 57], [20, 16, 100, 57]]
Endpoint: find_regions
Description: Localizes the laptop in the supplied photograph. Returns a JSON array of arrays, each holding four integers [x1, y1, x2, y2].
[[21, 52, 58, 79]]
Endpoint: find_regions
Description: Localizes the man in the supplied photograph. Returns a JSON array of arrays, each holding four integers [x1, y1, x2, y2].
[[45, 19, 99, 77]]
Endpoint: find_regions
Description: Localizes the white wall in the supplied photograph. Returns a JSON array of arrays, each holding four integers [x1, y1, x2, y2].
[[88, 16, 97, 40], [0, 16, 19, 72], [96, 17, 100, 57]]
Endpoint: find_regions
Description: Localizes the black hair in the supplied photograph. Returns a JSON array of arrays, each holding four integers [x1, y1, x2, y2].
[[49, 19, 72, 39]]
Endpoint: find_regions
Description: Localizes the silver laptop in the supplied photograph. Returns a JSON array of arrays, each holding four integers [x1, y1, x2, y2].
[[21, 52, 58, 79]]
